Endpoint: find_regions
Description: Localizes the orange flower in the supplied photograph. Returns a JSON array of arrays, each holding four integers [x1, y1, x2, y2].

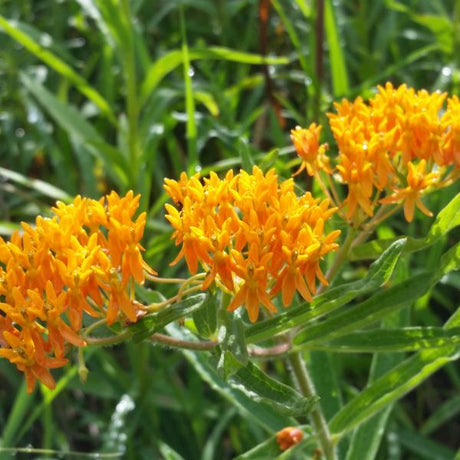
[[291, 124, 331, 176], [292, 82, 459, 224], [380, 160, 438, 222], [164, 166, 340, 322], [0, 191, 154, 391]]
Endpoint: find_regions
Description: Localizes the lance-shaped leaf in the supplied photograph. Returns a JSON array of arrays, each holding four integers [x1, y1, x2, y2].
[[329, 308, 460, 436], [309, 327, 460, 353], [350, 193, 460, 260], [293, 271, 434, 348], [247, 239, 406, 343], [21, 74, 129, 188], [0, 167, 70, 202], [129, 294, 207, 343], [230, 361, 318, 418]]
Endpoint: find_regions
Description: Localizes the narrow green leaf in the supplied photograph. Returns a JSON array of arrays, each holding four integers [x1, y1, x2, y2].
[[0, 167, 71, 202], [194, 90, 219, 116], [312, 327, 460, 353], [202, 408, 236, 460], [158, 441, 186, 460], [294, 271, 434, 347], [247, 239, 406, 343], [438, 241, 460, 276], [324, 0, 349, 96], [231, 361, 318, 417], [179, 7, 197, 174], [259, 148, 279, 172], [350, 193, 460, 260], [420, 394, 460, 435], [0, 16, 116, 123], [140, 46, 289, 105], [21, 74, 129, 188], [238, 138, 254, 171], [0, 382, 33, 448], [329, 308, 460, 436], [129, 294, 207, 343], [397, 426, 455, 460]]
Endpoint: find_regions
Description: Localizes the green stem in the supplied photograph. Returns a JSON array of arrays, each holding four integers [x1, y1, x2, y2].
[[150, 333, 217, 351], [318, 227, 355, 294], [288, 351, 337, 460], [85, 329, 132, 346]]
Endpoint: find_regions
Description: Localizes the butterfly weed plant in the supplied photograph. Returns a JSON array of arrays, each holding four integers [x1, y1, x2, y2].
[[0, 82, 459, 459]]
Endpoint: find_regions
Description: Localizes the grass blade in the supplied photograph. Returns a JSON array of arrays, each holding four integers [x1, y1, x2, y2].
[[0, 15, 116, 123]]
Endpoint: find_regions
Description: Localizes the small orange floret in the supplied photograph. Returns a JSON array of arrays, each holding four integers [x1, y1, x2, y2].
[[291, 124, 331, 176]]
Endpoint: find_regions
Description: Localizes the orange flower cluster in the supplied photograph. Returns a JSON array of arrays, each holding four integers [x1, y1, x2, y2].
[[164, 166, 340, 322], [292, 83, 459, 222], [0, 191, 153, 392]]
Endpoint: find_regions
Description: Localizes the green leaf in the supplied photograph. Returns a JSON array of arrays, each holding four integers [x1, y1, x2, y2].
[[165, 325, 294, 432], [129, 294, 207, 343], [230, 361, 318, 418], [420, 394, 460, 436], [140, 46, 289, 106], [350, 193, 460, 260], [259, 148, 279, 172], [312, 327, 460, 353], [0, 15, 116, 123], [247, 238, 406, 343], [293, 271, 434, 348], [217, 309, 248, 378], [179, 8, 198, 174], [397, 426, 456, 460], [0, 167, 71, 202], [0, 382, 33, 448], [192, 292, 218, 338], [21, 74, 129, 188], [329, 307, 460, 436], [438, 241, 460, 276], [325, 0, 349, 97], [238, 138, 254, 171]]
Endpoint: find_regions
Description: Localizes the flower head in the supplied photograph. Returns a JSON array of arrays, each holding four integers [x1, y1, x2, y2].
[[0, 191, 154, 392], [293, 82, 459, 223], [164, 166, 340, 322]]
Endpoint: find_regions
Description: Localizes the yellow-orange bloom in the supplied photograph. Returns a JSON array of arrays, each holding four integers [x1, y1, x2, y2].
[[164, 166, 340, 322], [291, 124, 331, 176], [380, 160, 438, 222], [293, 82, 459, 223], [0, 191, 154, 391]]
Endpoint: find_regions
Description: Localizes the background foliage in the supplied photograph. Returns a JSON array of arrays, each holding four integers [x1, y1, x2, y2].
[[0, 0, 459, 458]]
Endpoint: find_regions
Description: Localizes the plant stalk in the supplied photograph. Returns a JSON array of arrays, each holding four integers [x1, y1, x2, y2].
[[288, 351, 337, 460]]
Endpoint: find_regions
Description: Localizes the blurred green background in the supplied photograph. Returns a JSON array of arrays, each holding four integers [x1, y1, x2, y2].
[[0, 0, 459, 458]]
